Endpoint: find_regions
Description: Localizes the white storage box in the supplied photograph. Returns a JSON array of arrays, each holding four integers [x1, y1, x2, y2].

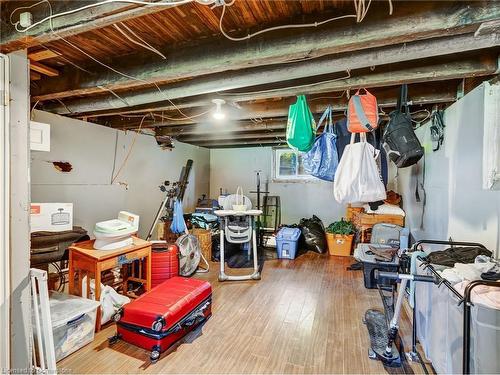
[[30, 203, 73, 232], [44, 292, 99, 361], [415, 261, 500, 374]]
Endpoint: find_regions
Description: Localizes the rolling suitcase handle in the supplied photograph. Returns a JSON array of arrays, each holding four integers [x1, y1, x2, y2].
[[167, 299, 211, 333]]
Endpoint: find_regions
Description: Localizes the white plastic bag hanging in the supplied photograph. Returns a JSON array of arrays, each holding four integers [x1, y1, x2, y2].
[[333, 133, 387, 204]]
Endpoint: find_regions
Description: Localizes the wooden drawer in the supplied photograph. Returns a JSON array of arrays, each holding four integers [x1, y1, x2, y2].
[[99, 248, 150, 270]]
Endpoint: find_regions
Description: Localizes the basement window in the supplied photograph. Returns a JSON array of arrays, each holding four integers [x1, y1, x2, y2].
[[273, 149, 315, 181]]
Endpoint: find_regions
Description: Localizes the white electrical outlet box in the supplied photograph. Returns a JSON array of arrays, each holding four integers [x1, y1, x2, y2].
[[19, 12, 33, 28], [30, 121, 50, 152]]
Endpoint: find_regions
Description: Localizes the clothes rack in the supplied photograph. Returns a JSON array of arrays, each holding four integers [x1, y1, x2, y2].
[[411, 239, 499, 374]]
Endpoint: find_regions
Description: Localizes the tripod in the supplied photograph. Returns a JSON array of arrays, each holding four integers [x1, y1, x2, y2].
[[146, 159, 193, 241]]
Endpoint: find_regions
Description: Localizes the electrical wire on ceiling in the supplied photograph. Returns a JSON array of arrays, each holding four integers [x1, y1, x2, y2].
[[217, 0, 394, 42], [97, 85, 130, 106], [218, 3, 357, 42], [118, 108, 211, 121], [14, 0, 396, 124], [11, 0, 211, 119], [309, 91, 347, 101], [10, 0, 214, 33], [38, 43, 93, 73], [112, 23, 167, 59], [55, 98, 73, 114], [410, 109, 431, 124], [217, 70, 351, 97]]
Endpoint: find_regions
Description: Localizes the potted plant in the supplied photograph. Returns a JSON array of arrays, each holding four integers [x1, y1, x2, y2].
[[325, 219, 356, 256]]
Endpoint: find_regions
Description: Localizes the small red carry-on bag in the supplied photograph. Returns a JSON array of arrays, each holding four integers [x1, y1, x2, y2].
[[151, 242, 179, 288], [347, 89, 379, 133], [110, 276, 212, 362]]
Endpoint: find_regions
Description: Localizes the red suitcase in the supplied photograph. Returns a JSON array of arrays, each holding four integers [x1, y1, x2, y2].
[[110, 277, 212, 362], [151, 242, 179, 288]]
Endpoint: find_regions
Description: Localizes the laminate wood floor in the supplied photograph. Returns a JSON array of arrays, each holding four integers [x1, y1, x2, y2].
[[58, 253, 427, 374]]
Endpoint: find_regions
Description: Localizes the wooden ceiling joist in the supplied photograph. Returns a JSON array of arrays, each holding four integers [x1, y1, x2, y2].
[[30, 71, 42, 81], [28, 49, 60, 61], [29, 61, 59, 77], [85, 59, 490, 128], [85, 55, 498, 121], [39, 39, 499, 116], [172, 109, 434, 144], [190, 138, 285, 148], [177, 131, 287, 143], [154, 119, 287, 137], [31, 2, 500, 103], [0, 0, 179, 52]]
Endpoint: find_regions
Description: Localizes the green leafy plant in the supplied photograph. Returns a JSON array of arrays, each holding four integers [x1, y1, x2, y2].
[[326, 219, 356, 235]]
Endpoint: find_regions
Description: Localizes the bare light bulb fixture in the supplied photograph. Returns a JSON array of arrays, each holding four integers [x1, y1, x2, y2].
[[212, 99, 226, 120]]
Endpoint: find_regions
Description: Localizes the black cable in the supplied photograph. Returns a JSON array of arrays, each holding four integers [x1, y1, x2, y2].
[[430, 110, 445, 151]]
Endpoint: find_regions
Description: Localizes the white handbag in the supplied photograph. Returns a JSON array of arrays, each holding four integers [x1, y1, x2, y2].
[[333, 133, 387, 204]]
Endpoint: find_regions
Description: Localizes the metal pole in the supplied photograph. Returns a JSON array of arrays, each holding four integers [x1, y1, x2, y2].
[[462, 280, 500, 374]]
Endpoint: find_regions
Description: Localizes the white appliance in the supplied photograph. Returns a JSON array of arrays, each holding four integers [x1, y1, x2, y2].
[[93, 211, 139, 250]]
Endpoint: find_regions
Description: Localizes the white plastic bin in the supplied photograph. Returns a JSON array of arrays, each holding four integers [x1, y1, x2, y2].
[[415, 265, 500, 374], [36, 291, 100, 362]]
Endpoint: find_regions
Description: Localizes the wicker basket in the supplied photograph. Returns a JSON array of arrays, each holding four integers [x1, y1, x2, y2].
[[189, 228, 212, 261]]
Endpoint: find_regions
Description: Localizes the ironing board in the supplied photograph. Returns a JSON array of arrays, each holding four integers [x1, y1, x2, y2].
[[215, 209, 262, 281]]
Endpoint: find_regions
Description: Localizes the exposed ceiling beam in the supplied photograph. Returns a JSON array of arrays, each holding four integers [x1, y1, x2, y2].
[[81, 77, 458, 119], [30, 61, 59, 77], [31, 2, 500, 102], [159, 110, 433, 142], [188, 138, 284, 148], [28, 49, 60, 61], [38, 32, 500, 113], [177, 131, 287, 143], [111, 85, 457, 130], [155, 119, 287, 137], [0, 0, 182, 53], [30, 71, 42, 81]]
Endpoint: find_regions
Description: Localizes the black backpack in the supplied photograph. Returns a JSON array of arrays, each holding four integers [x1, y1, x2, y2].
[[383, 84, 424, 168]]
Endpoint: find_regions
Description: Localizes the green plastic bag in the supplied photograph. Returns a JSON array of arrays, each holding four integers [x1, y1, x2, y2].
[[286, 95, 316, 152]]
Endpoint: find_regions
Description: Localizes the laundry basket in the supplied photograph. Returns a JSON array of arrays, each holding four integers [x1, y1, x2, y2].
[[190, 228, 212, 261]]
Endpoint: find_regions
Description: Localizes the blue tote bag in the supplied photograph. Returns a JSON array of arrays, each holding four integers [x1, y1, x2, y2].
[[170, 199, 187, 234], [302, 105, 339, 181]]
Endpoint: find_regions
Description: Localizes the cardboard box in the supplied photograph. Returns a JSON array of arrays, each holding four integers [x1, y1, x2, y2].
[[30, 203, 73, 233]]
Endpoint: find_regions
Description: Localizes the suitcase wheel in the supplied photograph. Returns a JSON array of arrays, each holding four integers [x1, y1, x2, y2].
[[152, 318, 165, 332], [150, 346, 161, 362], [108, 334, 121, 346], [112, 308, 123, 322]]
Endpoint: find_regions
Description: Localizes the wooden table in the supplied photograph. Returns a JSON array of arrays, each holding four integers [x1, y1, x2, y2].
[[68, 236, 152, 331]]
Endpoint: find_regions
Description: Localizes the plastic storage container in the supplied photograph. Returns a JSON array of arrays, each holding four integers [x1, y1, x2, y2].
[[326, 233, 354, 256], [276, 227, 301, 259], [415, 262, 500, 374], [36, 291, 100, 362], [354, 244, 399, 289]]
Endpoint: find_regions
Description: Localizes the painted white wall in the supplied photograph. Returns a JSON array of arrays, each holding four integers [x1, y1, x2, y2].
[[209, 147, 345, 226], [31, 110, 210, 238], [396, 82, 500, 256], [8, 50, 31, 371]]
